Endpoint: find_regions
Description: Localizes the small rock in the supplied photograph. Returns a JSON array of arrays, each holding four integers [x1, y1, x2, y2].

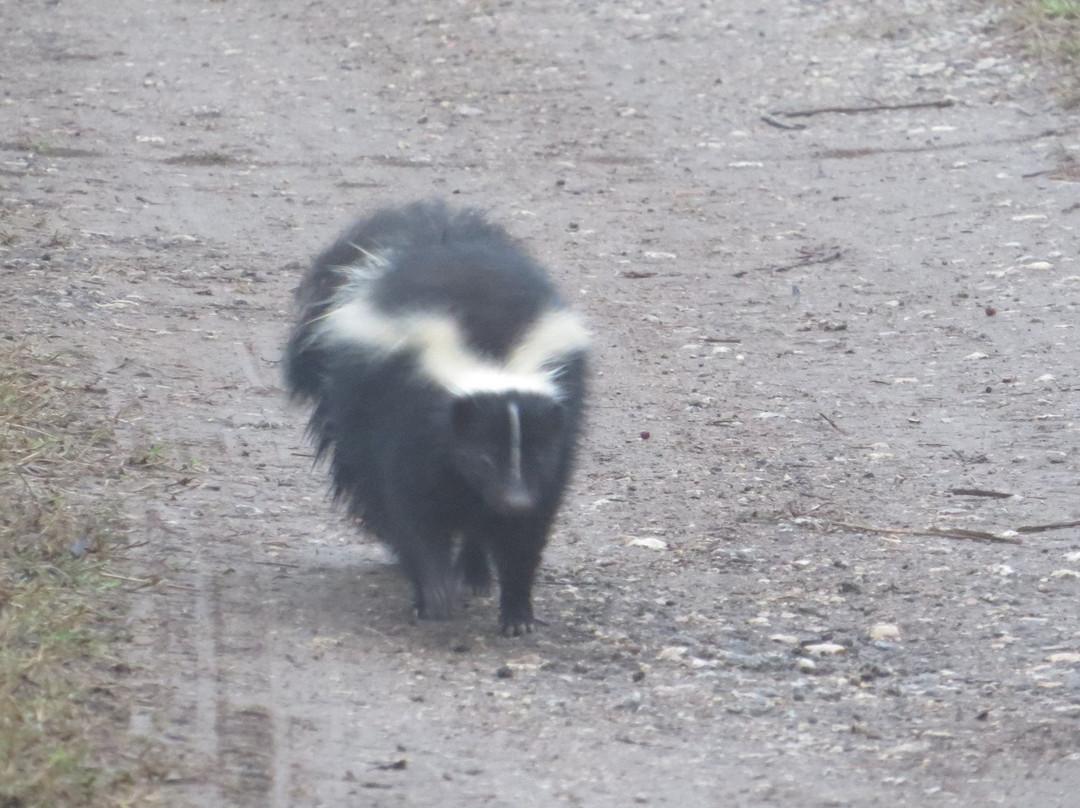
[[506, 654, 546, 671], [657, 646, 688, 661], [769, 634, 799, 645], [869, 624, 901, 642], [627, 537, 667, 551], [804, 642, 846, 656], [376, 759, 407, 771], [913, 62, 947, 76], [735, 692, 774, 716], [1046, 652, 1080, 664]]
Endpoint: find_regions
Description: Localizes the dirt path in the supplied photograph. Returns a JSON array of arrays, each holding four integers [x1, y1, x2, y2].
[[4, 0, 1080, 805]]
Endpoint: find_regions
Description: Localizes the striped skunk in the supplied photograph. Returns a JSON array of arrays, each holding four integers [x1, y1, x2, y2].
[[285, 201, 588, 635]]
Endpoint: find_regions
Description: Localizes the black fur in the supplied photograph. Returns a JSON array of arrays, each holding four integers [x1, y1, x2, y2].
[[285, 201, 587, 634]]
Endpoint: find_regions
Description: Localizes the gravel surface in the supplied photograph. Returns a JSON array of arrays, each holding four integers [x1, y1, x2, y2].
[[3, 0, 1080, 805]]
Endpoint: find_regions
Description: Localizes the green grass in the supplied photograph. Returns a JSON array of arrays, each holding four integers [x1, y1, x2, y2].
[[0, 344, 163, 806], [1042, 0, 1080, 20], [1001, 0, 1080, 67]]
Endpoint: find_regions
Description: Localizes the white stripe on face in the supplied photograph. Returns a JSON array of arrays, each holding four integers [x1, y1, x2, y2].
[[507, 401, 523, 483]]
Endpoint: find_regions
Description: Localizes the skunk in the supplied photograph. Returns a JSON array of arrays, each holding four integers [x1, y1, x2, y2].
[[285, 201, 588, 634]]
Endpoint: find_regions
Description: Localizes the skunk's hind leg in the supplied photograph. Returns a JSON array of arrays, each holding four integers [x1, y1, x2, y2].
[[456, 533, 492, 596]]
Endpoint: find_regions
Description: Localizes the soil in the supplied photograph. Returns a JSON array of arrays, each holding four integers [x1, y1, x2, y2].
[[4, 0, 1080, 805]]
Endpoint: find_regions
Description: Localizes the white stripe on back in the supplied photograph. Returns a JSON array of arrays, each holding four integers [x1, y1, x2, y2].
[[315, 296, 588, 399]]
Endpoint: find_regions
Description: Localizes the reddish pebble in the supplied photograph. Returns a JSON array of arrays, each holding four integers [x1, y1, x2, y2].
[[985, 306, 996, 316], [640, 431, 651, 440]]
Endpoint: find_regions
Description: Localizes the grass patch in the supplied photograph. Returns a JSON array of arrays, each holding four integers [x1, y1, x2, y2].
[[998, 0, 1080, 96], [0, 343, 162, 806], [0, 140, 101, 158], [1042, 0, 1080, 20]]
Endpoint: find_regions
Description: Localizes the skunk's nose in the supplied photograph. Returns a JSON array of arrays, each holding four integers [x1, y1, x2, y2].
[[499, 480, 534, 513]]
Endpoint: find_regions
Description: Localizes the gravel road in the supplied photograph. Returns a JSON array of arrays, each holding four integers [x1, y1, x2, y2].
[[3, 0, 1080, 805]]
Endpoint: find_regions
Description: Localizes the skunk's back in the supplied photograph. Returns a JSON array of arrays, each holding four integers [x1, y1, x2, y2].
[[286, 201, 587, 404]]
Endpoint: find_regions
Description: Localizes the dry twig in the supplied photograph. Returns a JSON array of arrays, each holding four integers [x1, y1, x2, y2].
[[950, 488, 1014, 499], [818, 412, 847, 435], [773, 99, 955, 118], [1017, 520, 1080, 534], [828, 520, 1022, 545]]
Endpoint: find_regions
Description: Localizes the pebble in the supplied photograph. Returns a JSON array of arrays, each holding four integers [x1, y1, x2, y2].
[[627, 537, 667, 551], [868, 624, 901, 642], [769, 634, 800, 645], [613, 692, 643, 711], [804, 643, 846, 656], [656, 646, 688, 661], [1046, 652, 1080, 664]]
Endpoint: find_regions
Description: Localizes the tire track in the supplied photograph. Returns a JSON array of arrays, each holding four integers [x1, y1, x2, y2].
[[208, 569, 277, 806], [216, 703, 275, 805]]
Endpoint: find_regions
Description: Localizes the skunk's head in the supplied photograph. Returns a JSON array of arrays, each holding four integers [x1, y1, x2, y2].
[[450, 393, 568, 516]]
